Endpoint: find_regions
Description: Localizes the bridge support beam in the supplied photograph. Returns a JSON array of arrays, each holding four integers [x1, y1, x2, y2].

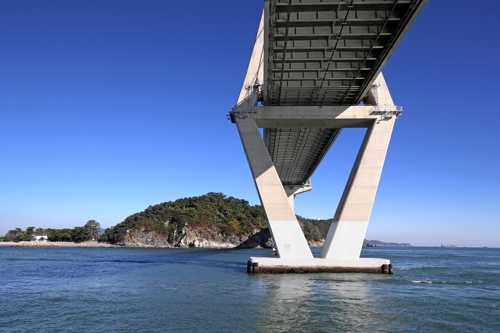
[[235, 117, 313, 259], [321, 73, 396, 260], [319, 119, 395, 259], [235, 73, 397, 273]]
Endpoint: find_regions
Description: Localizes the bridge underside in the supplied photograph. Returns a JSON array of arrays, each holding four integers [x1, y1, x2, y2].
[[235, 0, 426, 189], [264, 127, 341, 186], [230, 0, 426, 272], [264, 0, 425, 107]]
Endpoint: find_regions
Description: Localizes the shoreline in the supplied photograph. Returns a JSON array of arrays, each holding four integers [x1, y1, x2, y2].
[[0, 241, 254, 249], [0, 241, 119, 248]]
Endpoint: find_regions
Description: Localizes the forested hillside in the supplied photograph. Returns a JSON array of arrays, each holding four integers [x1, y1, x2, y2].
[[296, 215, 333, 242], [100, 192, 268, 244], [100, 192, 330, 246]]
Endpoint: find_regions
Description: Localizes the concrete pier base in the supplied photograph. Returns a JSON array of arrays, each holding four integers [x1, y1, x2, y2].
[[247, 257, 393, 274]]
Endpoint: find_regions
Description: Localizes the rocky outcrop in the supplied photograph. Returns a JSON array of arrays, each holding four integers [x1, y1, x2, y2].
[[237, 229, 274, 248], [117, 226, 275, 249], [119, 229, 172, 248], [307, 240, 325, 248], [178, 226, 244, 248]]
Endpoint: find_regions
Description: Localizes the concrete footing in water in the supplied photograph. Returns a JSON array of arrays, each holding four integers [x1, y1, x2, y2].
[[247, 257, 393, 274]]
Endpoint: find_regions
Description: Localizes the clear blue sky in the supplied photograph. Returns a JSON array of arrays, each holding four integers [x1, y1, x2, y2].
[[1, 1, 499, 247]]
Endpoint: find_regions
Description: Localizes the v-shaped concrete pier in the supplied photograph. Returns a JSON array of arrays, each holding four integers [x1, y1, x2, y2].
[[230, 0, 427, 273]]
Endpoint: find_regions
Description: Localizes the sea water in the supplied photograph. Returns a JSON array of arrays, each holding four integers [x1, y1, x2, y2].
[[0, 246, 499, 332]]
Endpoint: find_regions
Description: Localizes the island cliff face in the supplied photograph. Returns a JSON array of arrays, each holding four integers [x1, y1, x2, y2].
[[118, 226, 275, 249]]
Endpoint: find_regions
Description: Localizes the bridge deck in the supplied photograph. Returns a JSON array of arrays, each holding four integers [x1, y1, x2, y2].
[[258, 0, 426, 186], [264, 0, 426, 107]]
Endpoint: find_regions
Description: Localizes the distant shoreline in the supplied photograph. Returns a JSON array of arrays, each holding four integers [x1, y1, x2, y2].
[[0, 241, 118, 248], [1, 241, 495, 249]]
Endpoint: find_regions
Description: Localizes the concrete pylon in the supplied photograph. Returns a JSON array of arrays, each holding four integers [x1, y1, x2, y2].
[[236, 11, 264, 105], [233, 11, 311, 259], [232, 8, 399, 273], [235, 118, 313, 259], [320, 73, 396, 259]]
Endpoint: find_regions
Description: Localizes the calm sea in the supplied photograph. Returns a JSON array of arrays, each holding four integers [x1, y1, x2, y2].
[[0, 246, 499, 332]]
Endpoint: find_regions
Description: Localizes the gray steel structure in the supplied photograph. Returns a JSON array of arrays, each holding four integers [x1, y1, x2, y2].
[[232, 0, 426, 188]]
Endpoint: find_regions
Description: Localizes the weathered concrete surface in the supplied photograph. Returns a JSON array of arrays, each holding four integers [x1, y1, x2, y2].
[[320, 73, 396, 260], [247, 105, 375, 128], [236, 118, 313, 259], [247, 257, 392, 274], [320, 221, 369, 259]]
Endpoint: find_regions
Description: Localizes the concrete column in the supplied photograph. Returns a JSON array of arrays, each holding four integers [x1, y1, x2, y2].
[[320, 73, 396, 259], [237, 10, 264, 105], [236, 118, 313, 259]]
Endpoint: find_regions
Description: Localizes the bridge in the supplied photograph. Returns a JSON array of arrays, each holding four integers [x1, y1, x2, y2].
[[229, 0, 427, 273]]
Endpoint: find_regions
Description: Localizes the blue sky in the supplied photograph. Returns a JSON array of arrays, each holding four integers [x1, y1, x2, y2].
[[1, 1, 498, 247]]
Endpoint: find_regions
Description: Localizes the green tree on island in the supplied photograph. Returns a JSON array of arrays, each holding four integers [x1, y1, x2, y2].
[[35, 227, 45, 236], [84, 220, 101, 240], [5, 230, 18, 242], [71, 226, 92, 243], [12, 227, 35, 242], [46, 228, 73, 242]]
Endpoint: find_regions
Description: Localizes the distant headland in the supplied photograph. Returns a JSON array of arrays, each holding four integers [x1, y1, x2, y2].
[[365, 240, 411, 247]]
